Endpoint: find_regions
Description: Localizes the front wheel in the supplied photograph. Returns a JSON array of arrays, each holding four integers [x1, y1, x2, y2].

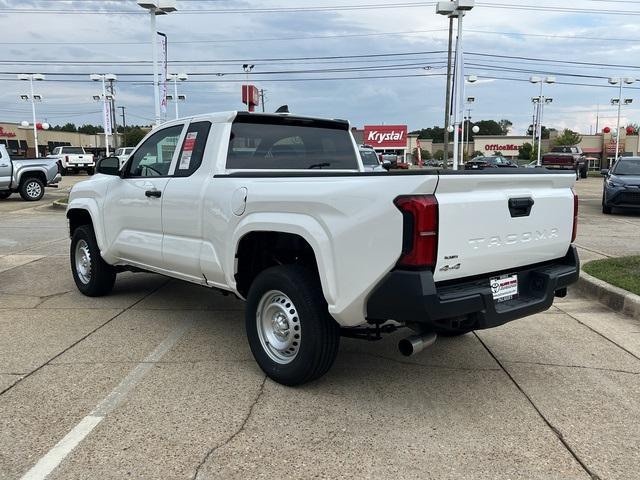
[[19, 177, 45, 201], [0, 191, 11, 200], [602, 194, 612, 214], [70, 225, 116, 296], [245, 265, 340, 386], [86, 167, 95, 176], [580, 166, 588, 179]]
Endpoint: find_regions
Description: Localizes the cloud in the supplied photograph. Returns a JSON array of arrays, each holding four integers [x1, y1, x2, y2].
[[0, 0, 637, 135]]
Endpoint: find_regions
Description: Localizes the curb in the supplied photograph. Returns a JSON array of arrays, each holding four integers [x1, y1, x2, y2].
[[51, 199, 68, 210], [575, 270, 640, 319]]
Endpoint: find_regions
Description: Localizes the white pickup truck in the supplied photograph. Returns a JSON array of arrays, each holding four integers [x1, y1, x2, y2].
[[48, 146, 95, 175], [66, 111, 579, 386]]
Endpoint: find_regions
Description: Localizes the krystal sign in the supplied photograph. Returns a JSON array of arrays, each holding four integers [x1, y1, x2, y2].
[[364, 125, 407, 149]]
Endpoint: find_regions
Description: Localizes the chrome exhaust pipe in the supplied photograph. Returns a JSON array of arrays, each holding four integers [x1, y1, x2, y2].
[[398, 332, 437, 357]]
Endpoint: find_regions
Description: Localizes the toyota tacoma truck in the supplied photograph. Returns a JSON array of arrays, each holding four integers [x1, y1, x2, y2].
[[48, 146, 95, 175], [0, 145, 62, 201], [66, 111, 580, 386], [542, 146, 588, 179]]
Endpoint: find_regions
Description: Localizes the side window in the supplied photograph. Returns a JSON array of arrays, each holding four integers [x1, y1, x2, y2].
[[127, 125, 183, 177], [174, 121, 212, 177]]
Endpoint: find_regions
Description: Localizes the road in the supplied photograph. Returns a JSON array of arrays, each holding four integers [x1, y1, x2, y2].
[[0, 176, 639, 479]]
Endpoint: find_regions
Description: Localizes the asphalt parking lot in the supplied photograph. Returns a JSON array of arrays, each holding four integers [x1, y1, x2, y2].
[[1, 176, 639, 479]]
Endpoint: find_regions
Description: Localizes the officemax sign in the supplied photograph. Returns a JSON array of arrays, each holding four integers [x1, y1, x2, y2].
[[364, 125, 407, 148]]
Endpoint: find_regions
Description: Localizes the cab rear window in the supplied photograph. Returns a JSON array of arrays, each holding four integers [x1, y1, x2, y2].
[[226, 116, 357, 170]]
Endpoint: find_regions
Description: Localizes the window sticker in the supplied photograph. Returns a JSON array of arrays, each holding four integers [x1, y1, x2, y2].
[[179, 132, 198, 169]]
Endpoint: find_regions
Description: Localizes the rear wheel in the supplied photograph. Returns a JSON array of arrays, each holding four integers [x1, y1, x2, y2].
[[245, 265, 340, 386], [19, 177, 45, 201], [580, 165, 588, 179], [0, 191, 11, 200], [70, 225, 116, 296], [86, 167, 95, 176]]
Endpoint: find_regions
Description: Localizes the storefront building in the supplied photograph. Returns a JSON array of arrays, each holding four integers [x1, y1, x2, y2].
[[0, 122, 118, 158]]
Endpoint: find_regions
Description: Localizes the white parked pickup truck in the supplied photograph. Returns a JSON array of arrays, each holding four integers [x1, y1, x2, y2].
[[66, 111, 579, 386], [48, 146, 95, 175]]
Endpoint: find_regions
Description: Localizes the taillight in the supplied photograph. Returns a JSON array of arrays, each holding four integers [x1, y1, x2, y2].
[[571, 189, 578, 243], [394, 195, 438, 270]]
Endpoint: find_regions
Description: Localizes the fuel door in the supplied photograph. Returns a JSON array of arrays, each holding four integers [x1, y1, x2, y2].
[[231, 187, 248, 216]]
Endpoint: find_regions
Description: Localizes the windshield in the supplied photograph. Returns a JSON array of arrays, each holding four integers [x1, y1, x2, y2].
[[359, 149, 380, 166], [483, 156, 504, 164], [115, 149, 124, 156], [612, 158, 640, 175], [62, 147, 85, 154]]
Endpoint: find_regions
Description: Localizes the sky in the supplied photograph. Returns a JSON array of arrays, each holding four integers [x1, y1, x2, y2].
[[0, 0, 639, 135]]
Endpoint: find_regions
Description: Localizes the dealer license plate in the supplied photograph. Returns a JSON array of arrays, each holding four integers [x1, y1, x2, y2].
[[490, 274, 518, 303]]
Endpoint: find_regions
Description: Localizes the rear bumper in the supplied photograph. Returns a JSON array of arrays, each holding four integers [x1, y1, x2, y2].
[[366, 246, 579, 332], [48, 173, 62, 185]]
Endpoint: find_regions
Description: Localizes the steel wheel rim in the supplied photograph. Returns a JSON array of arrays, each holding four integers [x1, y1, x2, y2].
[[26, 181, 42, 199], [256, 290, 301, 364], [75, 239, 92, 285]]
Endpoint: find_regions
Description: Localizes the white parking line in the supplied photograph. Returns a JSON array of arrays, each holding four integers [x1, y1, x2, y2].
[[20, 319, 194, 480]]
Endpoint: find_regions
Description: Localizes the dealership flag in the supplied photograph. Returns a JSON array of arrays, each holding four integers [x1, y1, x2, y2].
[[416, 138, 423, 166], [158, 32, 168, 119], [103, 100, 112, 136]]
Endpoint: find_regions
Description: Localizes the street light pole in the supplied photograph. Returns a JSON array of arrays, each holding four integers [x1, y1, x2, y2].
[[18, 74, 45, 157], [28, 76, 38, 158], [150, 11, 161, 126], [443, 15, 454, 170], [138, 1, 177, 127]]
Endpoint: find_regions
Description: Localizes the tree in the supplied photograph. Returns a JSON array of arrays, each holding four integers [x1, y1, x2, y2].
[[553, 128, 582, 146], [409, 126, 446, 143], [124, 127, 148, 147], [78, 124, 104, 135], [518, 142, 533, 160], [498, 119, 513, 135], [433, 149, 444, 161], [527, 124, 553, 140], [474, 120, 503, 136]]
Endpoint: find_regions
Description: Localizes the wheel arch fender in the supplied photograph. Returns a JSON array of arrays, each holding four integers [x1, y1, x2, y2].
[[66, 199, 107, 253], [230, 212, 338, 306], [16, 167, 47, 187]]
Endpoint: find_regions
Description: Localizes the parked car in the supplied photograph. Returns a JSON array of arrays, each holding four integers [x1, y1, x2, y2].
[[114, 147, 135, 169], [465, 155, 518, 170], [66, 111, 579, 386], [601, 157, 640, 214], [542, 146, 588, 179], [0, 145, 62, 201], [47, 146, 95, 175], [358, 145, 386, 172]]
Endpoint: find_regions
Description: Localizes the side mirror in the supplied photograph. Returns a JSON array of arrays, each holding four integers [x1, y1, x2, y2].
[[601, 169, 609, 176], [96, 156, 121, 176], [382, 159, 392, 171]]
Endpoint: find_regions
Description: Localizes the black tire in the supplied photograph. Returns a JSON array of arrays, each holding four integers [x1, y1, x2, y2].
[[60, 167, 67, 176], [245, 265, 340, 386], [0, 191, 11, 200], [86, 167, 95, 176], [19, 177, 45, 201], [580, 166, 588, 179], [70, 225, 116, 297], [602, 194, 612, 214]]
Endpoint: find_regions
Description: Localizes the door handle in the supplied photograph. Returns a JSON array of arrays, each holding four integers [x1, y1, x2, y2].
[[145, 189, 162, 198]]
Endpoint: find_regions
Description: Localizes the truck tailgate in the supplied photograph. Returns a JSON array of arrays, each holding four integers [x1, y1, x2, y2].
[[434, 173, 575, 282]]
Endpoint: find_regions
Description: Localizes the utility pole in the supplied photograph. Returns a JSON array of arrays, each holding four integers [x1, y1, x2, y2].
[[119, 106, 127, 147], [107, 79, 118, 147], [443, 14, 454, 170], [259, 89, 267, 112]]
